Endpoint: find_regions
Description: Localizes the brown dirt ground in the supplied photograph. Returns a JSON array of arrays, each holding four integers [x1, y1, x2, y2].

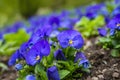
[[83, 37, 120, 80], [0, 56, 17, 80]]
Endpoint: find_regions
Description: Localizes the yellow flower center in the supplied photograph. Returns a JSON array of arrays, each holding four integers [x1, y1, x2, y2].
[[69, 40, 73, 44], [36, 55, 40, 60], [116, 23, 120, 27]]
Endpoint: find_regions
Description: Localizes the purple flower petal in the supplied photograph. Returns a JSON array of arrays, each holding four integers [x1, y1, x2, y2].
[[54, 49, 66, 60], [47, 66, 60, 80], [98, 28, 107, 37], [26, 75, 36, 80]]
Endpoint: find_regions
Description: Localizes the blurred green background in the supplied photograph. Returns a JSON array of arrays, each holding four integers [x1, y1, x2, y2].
[[0, 0, 108, 28]]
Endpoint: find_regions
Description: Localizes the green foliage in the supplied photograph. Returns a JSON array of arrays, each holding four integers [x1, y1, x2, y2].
[[59, 70, 70, 79], [16, 65, 34, 80], [35, 64, 48, 80], [105, 0, 116, 13], [0, 62, 8, 72], [98, 31, 120, 57], [0, 29, 30, 56], [4, 29, 29, 45], [111, 49, 120, 57], [98, 37, 113, 49], [62, 47, 76, 60], [75, 15, 105, 38]]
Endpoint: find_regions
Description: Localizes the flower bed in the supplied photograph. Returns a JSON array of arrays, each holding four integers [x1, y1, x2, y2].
[[0, 0, 120, 80]]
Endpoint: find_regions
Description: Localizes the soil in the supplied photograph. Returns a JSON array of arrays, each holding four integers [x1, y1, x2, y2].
[[0, 56, 17, 80], [0, 37, 120, 80], [83, 37, 120, 80]]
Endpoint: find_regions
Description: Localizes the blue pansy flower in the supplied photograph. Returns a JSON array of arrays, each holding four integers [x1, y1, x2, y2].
[[74, 52, 87, 62], [8, 50, 21, 66], [49, 16, 60, 26], [60, 10, 70, 17], [107, 14, 120, 30], [111, 6, 120, 17], [86, 4, 104, 12], [34, 40, 50, 56], [9, 42, 30, 66], [28, 16, 46, 28], [98, 27, 107, 37], [0, 32, 3, 39], [85, 11, 97, 20], [79, 59, 89, 68], [57, 30, 84, 49], [74, 52, 89, 68], [15, 63, 23, 71], [85, 4, 104, 19], [25, 48, 42, 66], [3, 21, 24, 34], [60, 19, 73, 29], [47, 66, 60, 80], [28, 25, 52, 45], [115, 0, 120, 5], [54, 49, 66, 61], [26, 75, 36, 80], [25, 40, 50, 66], [19, 42, 31, 58], [39, 25, 52, 38]]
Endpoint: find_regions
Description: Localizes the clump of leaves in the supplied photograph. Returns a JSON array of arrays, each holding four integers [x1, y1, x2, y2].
[[0, 29, 30, 56], [75, 15, 105, 38], [98, 31, 120, 58]]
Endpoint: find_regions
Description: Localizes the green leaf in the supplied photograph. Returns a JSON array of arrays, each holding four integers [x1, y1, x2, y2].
[[81, 68, 90, 73], [4, 29, 30, 46], [73, 73, 83, 78], [35, 64, 48, 80], [57, 61, 70, 69], [111, 49, 120, 57], [63, 47, 76, 61], [45, 48, 55, 66], [75, 17, 90, 27], [0, 62, 8, 71], [99, 37, 111, 43], [92, 15, 105, 27], [16, 77, 25, 80], [59, 70, 70, 79], [115, 44, 120, 49]]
